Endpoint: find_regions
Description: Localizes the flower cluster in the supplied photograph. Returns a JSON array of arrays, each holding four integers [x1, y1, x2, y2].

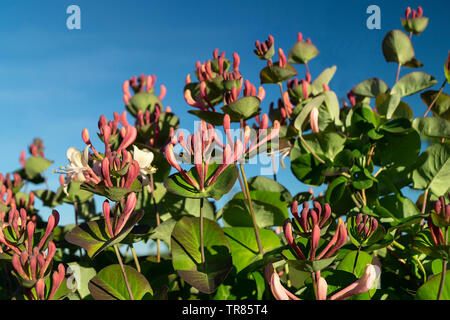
[[427, 194, 450, 246], [284, 203, 347, 261]]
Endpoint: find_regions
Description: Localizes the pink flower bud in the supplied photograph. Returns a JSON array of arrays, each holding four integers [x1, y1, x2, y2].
[[310, 108, 319, 133], [159, 85, 167, 100], [302, 80, 309, 100], [48, 264, 65, 300], [283, 219, 306, 260], [317, 276, 328, 300], [305, 72, 311, 83], [329, 264, 377, 300], [20, 150, 26, 167], [37, 210, 59, 251], [297, 32, 303, 42], [36, 278, 46, 300], [311, 224, 321, 260], [405, 7, 411, 19], [417, 6, 423, 17], [233, 53, 240, 71]]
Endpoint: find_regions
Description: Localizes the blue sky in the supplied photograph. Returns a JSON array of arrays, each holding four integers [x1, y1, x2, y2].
[[0, 0, 449, 227]]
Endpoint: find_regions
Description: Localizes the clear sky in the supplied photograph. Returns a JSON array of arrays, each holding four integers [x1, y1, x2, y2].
[[0, 0, 449, 226]]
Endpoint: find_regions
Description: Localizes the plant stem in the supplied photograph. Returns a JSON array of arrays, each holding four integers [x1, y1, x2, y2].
[[199, 197, 206, 266], [423, 79, 447, 117], [395, 63, 402, 83], [113, 244, 135, 300], [312, 272, 318, 300], [352, 246, 361, 274], [148, 174, 160, 263], [130, 244, 141, 273], [437, 259, 447, 300], [235, 163, 247, 200], [73, 202, 79, 226], [239, 163, 264, 255], [278, 83, 290, 117], [299, 135, 326, 164], [412, 255, 427, 283]]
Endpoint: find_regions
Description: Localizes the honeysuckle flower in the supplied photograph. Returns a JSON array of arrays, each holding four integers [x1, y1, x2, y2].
[[33, 263, 65, 300], [102, 192, 138, 239], [310, 107, 319, 133], [132, 145, 157, 185], [283, 216, 347, 261], [0, 208, 58, 258], [254, 35, 275, 60], [264, 264, 299, 300], [222, 114, 280, 160], [65, 146, 90, 182], [327, 264, 377, 300], [123, 74, 166, 105], [353, 213, 379, 243], [165, 121, 236, 191], [291, 200, 332, 233]]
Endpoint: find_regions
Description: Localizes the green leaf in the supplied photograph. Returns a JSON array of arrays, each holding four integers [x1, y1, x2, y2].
[[247, 176, 293, 203], [290, 141, 327, 186], [293, 95, 325, 132], [164, 163, 238, 200], [187, 110, 225, 126], [412, 143, 450, 196], [413, 117, 450, 139], [337, 250, 373, 277], [148, 218, 177, 248], [223, 227, 281, 273], [127, 92, 162, 116], [88, 264, 152, 300], [382, 30, 415, 65], [67, 262, 97, 299], [415, 270, 450, 300], [287, 255, 337, 273], [391, 72, 438, 97], [288, 41, 319, 64], [63, 181, 93, 204], [421, 90, 450, 121], [401, 17, 429, 36], [221, 96, 261, 121], [24, 157, 53, 179], [33, 189, 64, 208], [353, 78, 389, 98], [171, 216, 232, 294], [299, 132, 346, 161], [64, 211, 144, 258], [373, 130, 421, 168], [221, 190, 289, 228], [260, 64, 297, 84], [376, 93, 413, 120], [311, 66, 337, 95], [325, 176, 348, 205]]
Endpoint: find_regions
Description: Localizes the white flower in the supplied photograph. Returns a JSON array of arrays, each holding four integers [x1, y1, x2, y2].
[[132, 145, 157, 185], [64, 146, 91, 182]]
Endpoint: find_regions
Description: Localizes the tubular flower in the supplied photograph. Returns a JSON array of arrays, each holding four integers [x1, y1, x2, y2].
[[431, 194, 450, 227], [59, 112, 143, 196], [283, 216, 347, 261], [0, 209, 58, 256], [184, 50, 242, 112], [132, 145, 157, 186], [290, 200, 332, 233], [264, 264, 299, 300], [327, 264, 377, 300], [352, 213, 379, 243], [102, 192, 139, 238], [165, 121, 237, 191], [223, 114, 280, 160], [254, 35, 275, 60], [123, 74, 166, 105]]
